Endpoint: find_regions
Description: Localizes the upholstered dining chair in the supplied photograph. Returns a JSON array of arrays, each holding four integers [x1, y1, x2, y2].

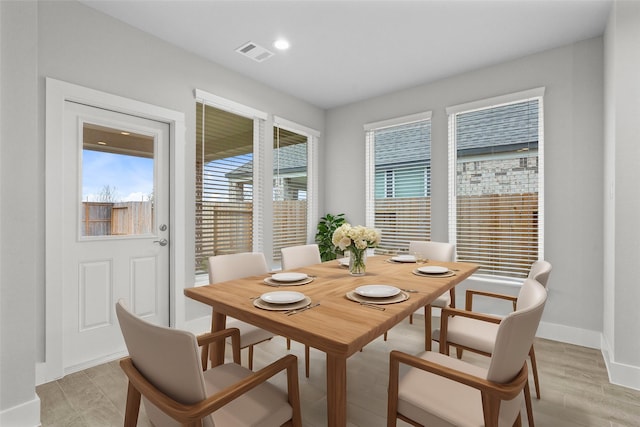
[[438, 260, 552, 401], [208, 252, 275, 370], [116, 300, 302, 427], [388, 278, 547, 427], [387, 240, 455, 349], [280, 243, 321, 378]]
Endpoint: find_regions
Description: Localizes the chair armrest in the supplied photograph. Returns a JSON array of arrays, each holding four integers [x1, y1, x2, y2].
[[120, 353, 301, 426], [439, 307, 502, 356], [465, 289, 517, 311], [389, 350, 527, 401], [197, 328, 241, 368]]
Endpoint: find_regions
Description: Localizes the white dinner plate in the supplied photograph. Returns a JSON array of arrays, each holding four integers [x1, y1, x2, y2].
[[417, 266, 449, 274], [391, 255, 416, 263], [354, 284, 401, 298], [271, 272, 308, 282], [260, 291, 306, 304]]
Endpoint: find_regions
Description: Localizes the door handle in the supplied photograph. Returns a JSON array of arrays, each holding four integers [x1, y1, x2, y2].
[[154, 238, 168, 246]]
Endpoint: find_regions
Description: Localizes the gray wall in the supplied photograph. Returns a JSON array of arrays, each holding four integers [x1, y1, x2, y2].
[[325, 37, 605, 341], [604, 0, 640, 374]]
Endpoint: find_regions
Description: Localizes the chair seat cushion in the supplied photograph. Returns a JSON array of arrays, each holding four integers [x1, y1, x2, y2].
[[433, 316, 498, 354], [205, 363, 292, 427], [397, 351, 522, 427], [227, 318, 274, 348]]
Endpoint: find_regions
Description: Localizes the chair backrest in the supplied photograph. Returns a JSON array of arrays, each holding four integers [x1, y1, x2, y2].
[[208, 252, 269, 284], [116, 300, 213, 427], [281, 244, 321, 270], [528, 260, 552, 289], [487, 279, 547, 384], [408, 241, 455, 262]]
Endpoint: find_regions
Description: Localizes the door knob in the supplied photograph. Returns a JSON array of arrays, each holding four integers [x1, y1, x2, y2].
[[154, 238, 168, 246]]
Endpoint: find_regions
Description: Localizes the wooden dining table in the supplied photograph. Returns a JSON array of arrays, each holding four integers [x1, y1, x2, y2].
[[185, 255, 478, 427]]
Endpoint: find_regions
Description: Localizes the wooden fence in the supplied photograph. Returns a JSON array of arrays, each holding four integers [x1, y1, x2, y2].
[[82, 201, 154, 236]]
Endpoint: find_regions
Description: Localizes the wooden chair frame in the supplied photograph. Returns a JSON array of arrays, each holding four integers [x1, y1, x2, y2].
[[387, 349, 528, 427], [120, 327, 302, 427]]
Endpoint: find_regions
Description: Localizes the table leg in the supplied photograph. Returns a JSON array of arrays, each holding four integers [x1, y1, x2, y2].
[[210, 310, 227, 367], [326, 353, 347, 427]]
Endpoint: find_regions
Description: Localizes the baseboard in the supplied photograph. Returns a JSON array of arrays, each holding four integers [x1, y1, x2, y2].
[[0, 395, 41, 427], [536, 320, 602, 349], [601, 335, 640, 391]]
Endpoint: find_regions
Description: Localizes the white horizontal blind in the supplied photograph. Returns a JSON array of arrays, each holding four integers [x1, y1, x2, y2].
[[448, 95, 543, 279], [272, 125, 309, 265], [365, 114, 431, 254], [195, 101, 261, 274]]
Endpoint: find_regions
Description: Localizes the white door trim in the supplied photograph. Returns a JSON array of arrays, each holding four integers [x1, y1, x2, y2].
[[40, 78, 186, 383]]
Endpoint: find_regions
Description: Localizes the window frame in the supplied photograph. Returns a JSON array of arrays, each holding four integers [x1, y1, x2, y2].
[[446, 87, 545, 281]]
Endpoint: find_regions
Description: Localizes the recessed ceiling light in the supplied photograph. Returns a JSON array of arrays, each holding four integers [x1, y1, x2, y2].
[[274, 39, 290, 50]]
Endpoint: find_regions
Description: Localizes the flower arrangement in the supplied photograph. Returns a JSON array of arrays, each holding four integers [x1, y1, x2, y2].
[[332, 224, 381, 275]]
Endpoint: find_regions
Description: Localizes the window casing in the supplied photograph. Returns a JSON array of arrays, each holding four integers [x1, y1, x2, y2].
[[447, 88, 544, 279], [365, 112, 432, 254]]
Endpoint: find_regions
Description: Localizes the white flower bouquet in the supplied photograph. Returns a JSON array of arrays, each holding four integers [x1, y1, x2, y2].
[[332, 224, 381, 275]]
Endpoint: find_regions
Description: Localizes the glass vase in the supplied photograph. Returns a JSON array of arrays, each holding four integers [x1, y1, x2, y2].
[[349, 248, 367, 276]]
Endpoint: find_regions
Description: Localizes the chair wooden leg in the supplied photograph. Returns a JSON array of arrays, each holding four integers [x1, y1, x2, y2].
[[524, 379, 535, 427], [513, 413, 523, 427], [248, 345, 254, 370], [409, 313, 413, 324], [456, 347, 463, 359], [123, 381, 141, 427], [287, 338, 291, 350], [529, 345, 541, 399], [305, 345, 310, 378], [383, 332, 388, 341]]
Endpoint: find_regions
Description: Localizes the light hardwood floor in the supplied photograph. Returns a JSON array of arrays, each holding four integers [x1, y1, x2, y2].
[[37, 317, 640, 426]]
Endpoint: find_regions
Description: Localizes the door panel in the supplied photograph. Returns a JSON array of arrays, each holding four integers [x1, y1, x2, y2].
[[62, 101, 170, 371]]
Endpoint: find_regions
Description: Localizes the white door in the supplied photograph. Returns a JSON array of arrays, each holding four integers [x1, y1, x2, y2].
[[61, 101, 170, 371]]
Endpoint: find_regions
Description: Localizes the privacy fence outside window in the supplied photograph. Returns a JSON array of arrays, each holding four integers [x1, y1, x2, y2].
[[195, 96, 266, 275], [447, 88, 544, 279], [365, 112, 432, 254]]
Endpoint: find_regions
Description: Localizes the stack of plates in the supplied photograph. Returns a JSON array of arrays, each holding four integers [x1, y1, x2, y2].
[[253, 291, 311, 311], [263, 272, 314, 286], [346, 284, 409, 305], [412, 266, 455, 277]]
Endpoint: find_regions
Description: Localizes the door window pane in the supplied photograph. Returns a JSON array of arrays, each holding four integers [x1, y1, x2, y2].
[[81, 123, 155, 237]]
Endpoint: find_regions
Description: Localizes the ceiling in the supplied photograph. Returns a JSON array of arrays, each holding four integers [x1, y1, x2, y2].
[[81, 0, 612, 109]]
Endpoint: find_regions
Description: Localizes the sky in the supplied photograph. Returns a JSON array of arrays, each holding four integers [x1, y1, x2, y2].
[[82, 150, 154, 202]]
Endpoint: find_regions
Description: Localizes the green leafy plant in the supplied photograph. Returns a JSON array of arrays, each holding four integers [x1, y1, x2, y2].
[[315, 213, 346, 261]]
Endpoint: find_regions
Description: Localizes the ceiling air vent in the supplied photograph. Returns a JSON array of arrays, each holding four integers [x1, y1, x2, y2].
[[235, 41, 274, 62]]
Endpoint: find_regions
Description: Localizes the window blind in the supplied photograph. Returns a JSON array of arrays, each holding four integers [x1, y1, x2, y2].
[[195, 101, 263, 274], [272, 125, 309, 265], [365, 114, 431, 254], [448, 94, 544, 279]]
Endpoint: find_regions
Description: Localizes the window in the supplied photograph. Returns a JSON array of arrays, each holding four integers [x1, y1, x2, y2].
[[272, 121, 313, 266], [447, 88, 544, 279], [195, 91, 266, 275], [365, 112, 432, 254]]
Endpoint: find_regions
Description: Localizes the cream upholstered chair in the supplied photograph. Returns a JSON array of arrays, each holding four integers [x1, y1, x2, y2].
[[437, 260, 552, 401], [208, 252, 275, 370], [388, 278, 547, 427], [394, 240, 455, 350], [280, 243, 321, 378], [116, 300, 302, 427]]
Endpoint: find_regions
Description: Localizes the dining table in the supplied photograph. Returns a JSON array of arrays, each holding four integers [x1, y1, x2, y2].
[[184, 254, 478, 427]]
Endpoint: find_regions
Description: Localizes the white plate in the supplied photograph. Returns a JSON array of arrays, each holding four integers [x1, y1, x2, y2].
[[355, 284, 401, 298], [391, 255, 416, 263], [337, 257, 350, 266], [417, 266, 449, 274], [260, 291, 306, 304], [271, 272, 308, 282]]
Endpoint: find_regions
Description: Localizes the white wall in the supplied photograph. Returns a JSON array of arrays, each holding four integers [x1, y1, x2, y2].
[[325, 37, 606, 347], [603, 0, 640, 389], [0, 1, 41, 425]]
